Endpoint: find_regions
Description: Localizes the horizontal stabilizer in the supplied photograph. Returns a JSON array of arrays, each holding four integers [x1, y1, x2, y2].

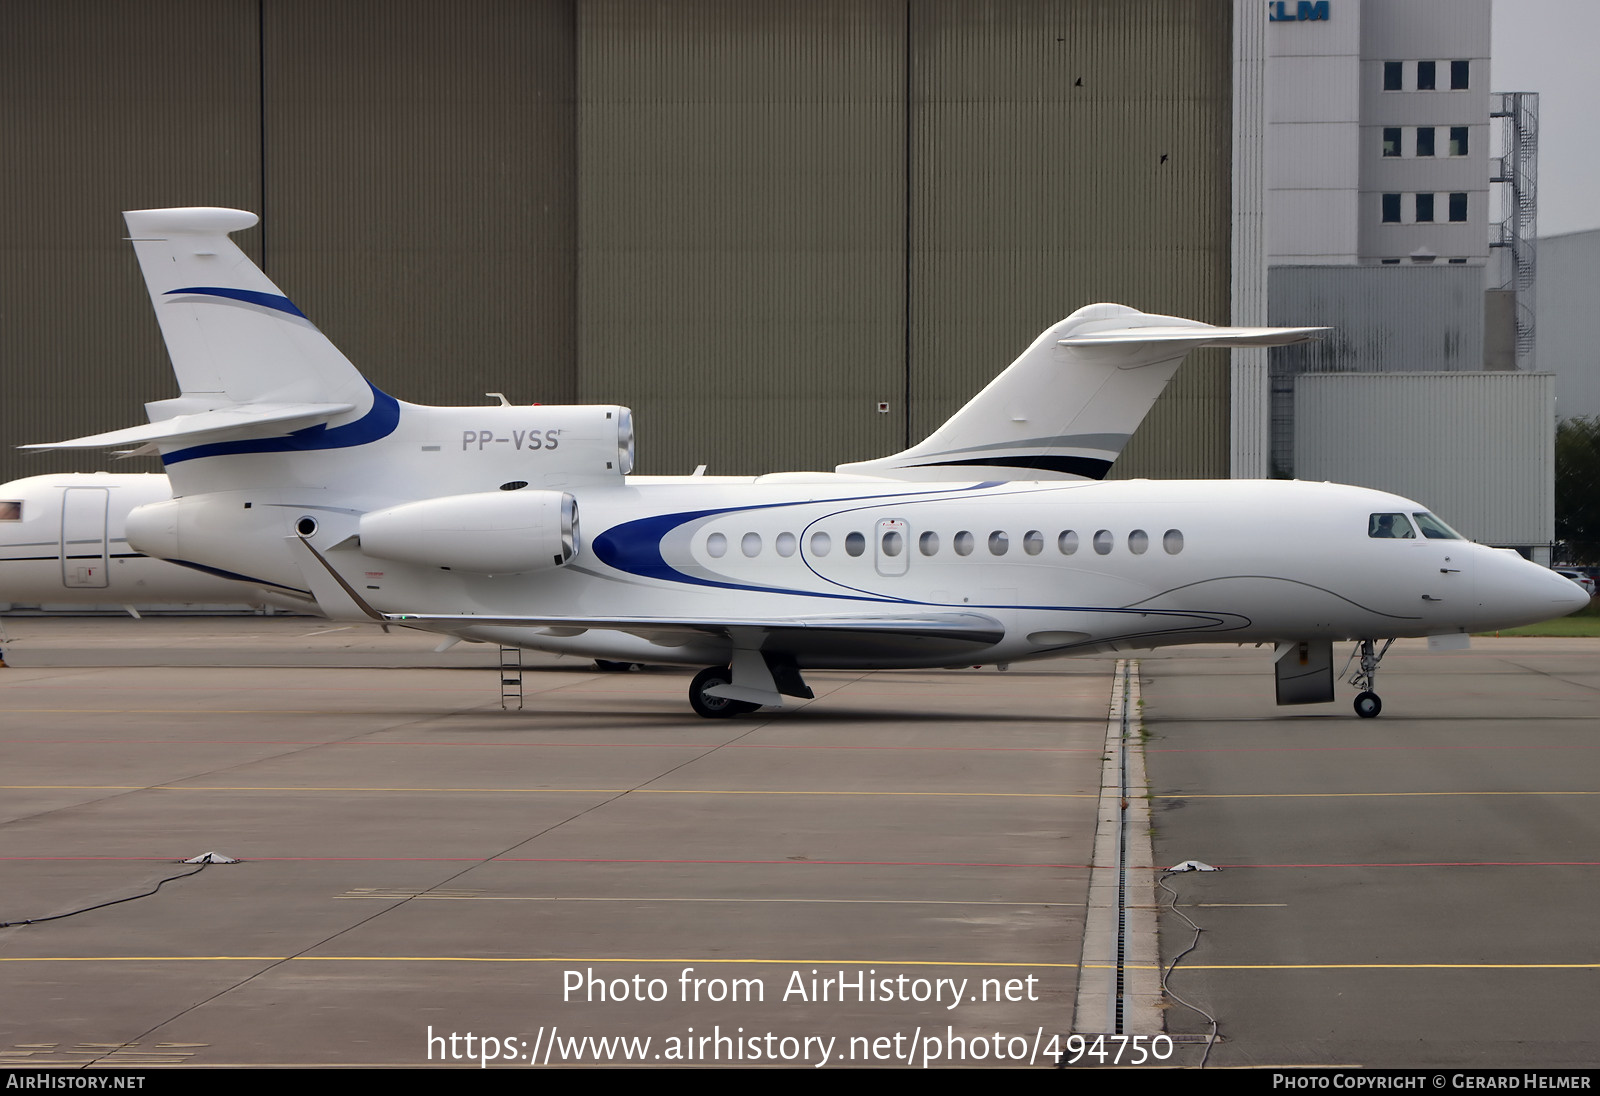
[[1059, 324, 1325, 349], [839, 303, 1325, 482], [22, 402, 353, 452]]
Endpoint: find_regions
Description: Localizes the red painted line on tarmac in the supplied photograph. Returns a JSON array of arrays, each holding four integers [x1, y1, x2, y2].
[[1150, 744, 1600, 754], [0, 854, 1087, 868]]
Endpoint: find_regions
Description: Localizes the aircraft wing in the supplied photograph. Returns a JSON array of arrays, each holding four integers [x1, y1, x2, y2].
[[383, 609, 1006, 656], [283, 534, 1004, 659], [22, 402, 354, 451]]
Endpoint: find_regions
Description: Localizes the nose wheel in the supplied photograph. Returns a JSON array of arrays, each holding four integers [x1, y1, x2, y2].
[[1344, 638, 1394, 718]]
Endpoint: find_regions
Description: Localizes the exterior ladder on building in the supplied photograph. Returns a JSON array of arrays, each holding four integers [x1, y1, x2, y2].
[[498, 646, 523, 710]]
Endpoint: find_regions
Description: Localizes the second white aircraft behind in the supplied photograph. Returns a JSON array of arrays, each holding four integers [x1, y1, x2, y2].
[[21, 207, 1587, 717]]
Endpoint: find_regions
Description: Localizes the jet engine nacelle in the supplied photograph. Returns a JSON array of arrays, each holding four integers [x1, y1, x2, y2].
[[358, 490, 579, 574]]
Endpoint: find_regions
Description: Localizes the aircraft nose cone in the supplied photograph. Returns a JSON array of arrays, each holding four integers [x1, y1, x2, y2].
[[1554, 570, 1594, 616]]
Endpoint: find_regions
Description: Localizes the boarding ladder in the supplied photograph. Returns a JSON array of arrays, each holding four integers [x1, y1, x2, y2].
[[498, 646, 523, 710]]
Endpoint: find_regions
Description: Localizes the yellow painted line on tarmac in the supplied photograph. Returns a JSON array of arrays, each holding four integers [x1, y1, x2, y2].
[[1153, 791, 1600, 799], [0, 956, 1079, 967], [2, 786, 1090, 798], [5, 956, 1593, 970]]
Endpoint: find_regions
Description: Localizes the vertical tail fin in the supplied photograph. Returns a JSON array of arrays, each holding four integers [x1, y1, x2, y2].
[[122, 207, 372, 413], [837, 303, 1323, 481]]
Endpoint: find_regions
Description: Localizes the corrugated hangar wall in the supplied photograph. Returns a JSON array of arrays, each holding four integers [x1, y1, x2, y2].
[[0, 0, 1231, 484]]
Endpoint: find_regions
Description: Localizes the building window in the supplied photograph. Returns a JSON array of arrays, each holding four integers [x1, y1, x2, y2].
[[1416, 193, 1435, 222], [1449, 127, 1468, 156], [1449, 192, 1467, 222], [1416, 127, 1435, 157], [1384, 61, 1403, 91], [1382, 193, 1401, 223], [1381, 258, 1401, 265], [1451, 60, 1469, 89], [1383, 127, 1401, 157], [1447, 258, 1468, 264], [1417, 60, 1436, 90]]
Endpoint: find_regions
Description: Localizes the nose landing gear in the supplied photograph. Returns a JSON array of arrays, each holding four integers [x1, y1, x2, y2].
[[1344, 638, 1394, 718]]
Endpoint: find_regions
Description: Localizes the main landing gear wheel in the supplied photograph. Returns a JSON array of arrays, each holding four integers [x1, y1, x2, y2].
[[689, 666, 759, 719], [1353, 691, 1382, 719]]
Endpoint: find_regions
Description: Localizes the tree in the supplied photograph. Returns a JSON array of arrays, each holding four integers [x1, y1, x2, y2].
[[1555, 416, 1600, 564]]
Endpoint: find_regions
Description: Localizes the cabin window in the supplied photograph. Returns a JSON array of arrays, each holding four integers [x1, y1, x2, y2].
[[741, 532, 761, 558], [919, 531, 939, 556], [810, 531, 832, 557], [1128, 529, 1149, 555], [0, 501, 20, 521], [1092, 530, 1113, 555], [1058, 530, 1079, 555], [1368, 513, 1416, 539], [776, 532, 797, 557], [988, 531, 1009, 556], [954, 531, 974, 556], [881, 530, 904, 557], [1023, 530, 1043, 556], [1163, 529, 1184, 554], [845, 532, 866, 557], [1412, 512, 1463, 540], [707, 532, 728, 558]]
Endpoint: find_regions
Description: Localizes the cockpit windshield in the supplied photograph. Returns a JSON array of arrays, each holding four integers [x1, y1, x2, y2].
[[1412, 512, 1462, 540], [1367, 513, 1415, 539]]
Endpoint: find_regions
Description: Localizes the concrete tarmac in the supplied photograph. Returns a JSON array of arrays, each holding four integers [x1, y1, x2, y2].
[[1140, 637, 1600, 1069], [3, 620, 1595, 1069], [0, 617, 1110, 1069]]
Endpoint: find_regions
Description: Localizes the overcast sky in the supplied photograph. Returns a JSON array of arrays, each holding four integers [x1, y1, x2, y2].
[[1492, 0, 1600, 238]]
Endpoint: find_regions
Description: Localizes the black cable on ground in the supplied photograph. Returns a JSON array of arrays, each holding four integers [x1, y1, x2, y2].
[[0, 862, 210, 928], [1156, 869, 1222, 1068]]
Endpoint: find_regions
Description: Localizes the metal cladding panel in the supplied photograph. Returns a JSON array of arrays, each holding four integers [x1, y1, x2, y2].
[[264, 0, 578, 408], [1269, 264, 1484, 373], [909, 0, 1234, 480], [577, 1, 907, 475], [0, 1, 261, 483], [1295, 372, 1555, 546]]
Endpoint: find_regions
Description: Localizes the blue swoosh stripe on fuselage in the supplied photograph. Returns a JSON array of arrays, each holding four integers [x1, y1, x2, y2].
[[591, 483, 1010, 604], [165, 286, 308, 319], [160, 384, 401, 466]]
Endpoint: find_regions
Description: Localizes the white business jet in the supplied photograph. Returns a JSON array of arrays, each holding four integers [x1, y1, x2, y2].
[[22, 208, 1587, 718]]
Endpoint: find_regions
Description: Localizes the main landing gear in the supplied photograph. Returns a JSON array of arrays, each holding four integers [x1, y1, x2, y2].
[[687, 654, 813, 718], [689, 666, 760, 718], [1345, 638, 1394, 719]]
